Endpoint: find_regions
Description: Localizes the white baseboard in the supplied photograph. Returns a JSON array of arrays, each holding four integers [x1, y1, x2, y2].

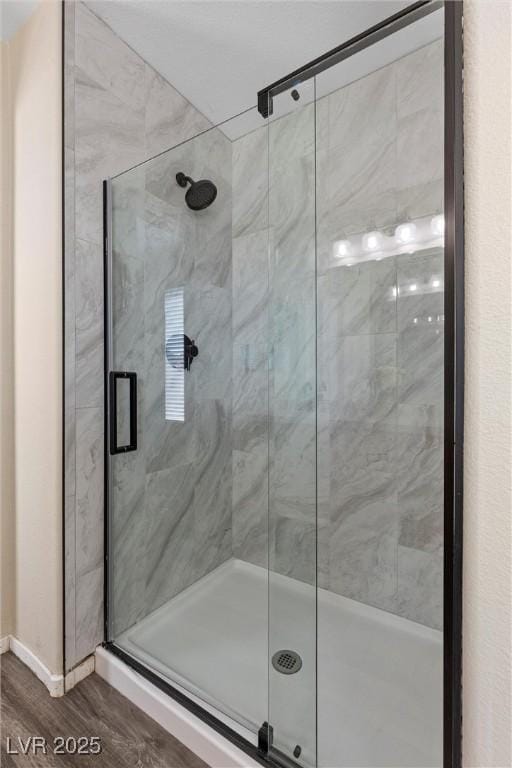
[[95, 646, 260, 768], [65, 655, 95, 692], [9, 636, 65, 697], [2, 635, 94, 697]]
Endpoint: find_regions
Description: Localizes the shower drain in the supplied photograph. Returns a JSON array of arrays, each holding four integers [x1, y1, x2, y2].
[[271, 650, 303, 675]]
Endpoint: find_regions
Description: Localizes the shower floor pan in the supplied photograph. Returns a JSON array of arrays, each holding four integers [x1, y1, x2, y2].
[[117, 558, 442, 768]]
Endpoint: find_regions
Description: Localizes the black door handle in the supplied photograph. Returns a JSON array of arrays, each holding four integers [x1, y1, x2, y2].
[[109, 371, 137, 455]]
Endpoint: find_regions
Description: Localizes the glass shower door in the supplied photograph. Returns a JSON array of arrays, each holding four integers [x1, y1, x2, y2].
[[106, 101, 320, 765], [266, 81, 318, 768], [105, 6, 447, 767], [107, 113, 271, 749], [313, 10, 445, 768]]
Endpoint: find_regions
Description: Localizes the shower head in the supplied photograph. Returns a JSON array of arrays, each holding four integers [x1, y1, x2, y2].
[[176, 172, 217, 211]]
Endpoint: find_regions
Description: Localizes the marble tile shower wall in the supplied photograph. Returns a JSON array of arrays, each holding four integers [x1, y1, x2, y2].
[[231, 113, 319, 585], [232, 106, 324, 588], [64, 2, 230, 668], [111, 132, 233, 639], [231, 40, 444, 629], [66, 8, 443, 674]]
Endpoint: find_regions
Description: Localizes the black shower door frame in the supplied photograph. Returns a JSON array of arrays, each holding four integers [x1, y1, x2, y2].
[[102, 2, 464, 767]]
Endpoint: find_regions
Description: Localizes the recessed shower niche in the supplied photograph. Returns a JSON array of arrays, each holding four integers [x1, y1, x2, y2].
[[103, 3, 463, 767]]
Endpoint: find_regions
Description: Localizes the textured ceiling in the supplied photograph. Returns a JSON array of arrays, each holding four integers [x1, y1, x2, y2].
[[86, 0, 416, 127]]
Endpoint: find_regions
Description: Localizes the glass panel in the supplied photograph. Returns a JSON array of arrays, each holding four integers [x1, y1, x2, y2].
[[267, 79, 318, 768], [108, 9, 445, 765], [109, 108, 272, 747], [314, 9, 445, 768]]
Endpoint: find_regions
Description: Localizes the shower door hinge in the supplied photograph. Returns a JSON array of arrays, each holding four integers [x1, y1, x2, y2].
[[258, 721, 273, 754]]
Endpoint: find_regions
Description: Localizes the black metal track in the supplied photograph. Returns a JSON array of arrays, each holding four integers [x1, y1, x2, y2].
[[443, 3, 464, 767], [61, 0, 66, 677], [102, 180, 110, 645], [257, 0, 442, 117]]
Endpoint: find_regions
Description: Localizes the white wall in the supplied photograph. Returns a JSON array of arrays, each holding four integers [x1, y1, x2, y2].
[[0, 40, 16, 643], [2, 0, 63, 675], [463, 2, 512, 766]]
